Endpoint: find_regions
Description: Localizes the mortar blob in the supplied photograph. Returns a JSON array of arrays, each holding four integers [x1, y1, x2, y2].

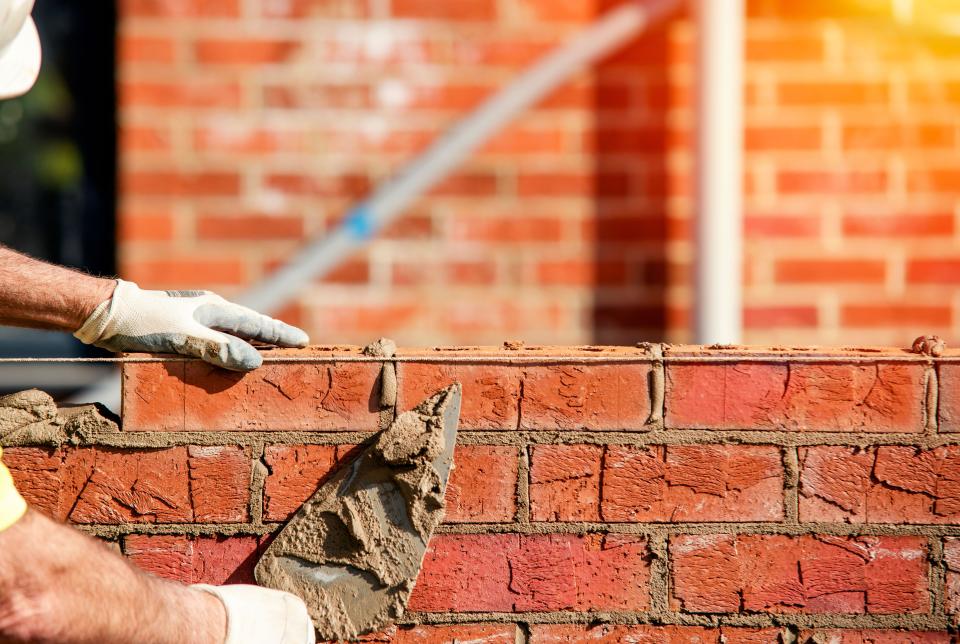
[[255, 383, 462, 640]]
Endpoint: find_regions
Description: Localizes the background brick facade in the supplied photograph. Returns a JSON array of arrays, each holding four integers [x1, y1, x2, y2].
[[117, 0, 960, 346], [6, 345, 959, 641]]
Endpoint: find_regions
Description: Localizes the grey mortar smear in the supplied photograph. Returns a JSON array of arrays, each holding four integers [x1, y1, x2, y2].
[[0, 389, 118, 447], [255, 383, 462, 641]]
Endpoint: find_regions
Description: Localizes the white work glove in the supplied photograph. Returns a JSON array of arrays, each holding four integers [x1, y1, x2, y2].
[[192, 584, 316, 644], [74, 279, 309, 371]]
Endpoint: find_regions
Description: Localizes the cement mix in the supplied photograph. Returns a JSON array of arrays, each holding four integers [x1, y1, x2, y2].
[[255, 383, 462, 641], [0, 389, 118, 447]]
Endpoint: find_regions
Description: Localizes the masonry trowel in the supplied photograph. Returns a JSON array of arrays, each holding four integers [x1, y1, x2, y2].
[[255, 384, 462, 641]]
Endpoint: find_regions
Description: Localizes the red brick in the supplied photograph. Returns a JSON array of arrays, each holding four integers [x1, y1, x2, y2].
[[444, 446, 518, 522], [445, 260, 497, 286], [187, 446, 251, 522], [907, 259, 960, 284], [264, 172, 370, 198], [429, 171, 498, 197], [665, 363, 924, 432], [520, 364, 651, 430], [322, 259, 371, 285], [193, 127, 307, 155], [196, 214, 304, 240], [0, 448, 65, 515], [182, 361, 381, 431], [796, 631, 951, 644], [777, 81, 888, 106], [602, 445, 784, 522], [517, 171, 630, 198], [391, 0, 496, 21], [341, 624, 517, 643], [511, 0, 601, 22], [120, 0, 240, 17], [194, 38, 299, 65], [124, 257, 246, 288], [843, 213, 954, 237], [841, 304, 951, 328], [312, 303, 420, 337], [744, 214, 819, 239], [536, 259, 629, 287], [396, 363, 521, 430], [744, 306, 818, 329], [409, 533, 648, 612], [843, 124, 955, 150], [746, 126, 822, 151], [122, 362, 186, 431], [670, 534, 928, 614], [481, 126, 566, 155], [799, 446, 960, 523], [5, 446, 248, 524], [262, 444, 516, 523], [125, 534, 262, 584], [449, 214, 565, 243], [118, 211, 175, 242], [529, 445, 602, 521], [121, 170, 241, 197], [747, 34, 822, 62], [946, 537, 960, 616], [586, 126, 681, 155], [775, 259, 886, 284], [263, 445, 340, 521], [777, 170, 887, 195], [939, 364, 960, 433], [120, 81, 241, 109], [120, 124, 172, 153], [908, 81, 960, 106], [908, 169, 960, 193], [529, 625, 782, 643], [118, 34, 176, 64]]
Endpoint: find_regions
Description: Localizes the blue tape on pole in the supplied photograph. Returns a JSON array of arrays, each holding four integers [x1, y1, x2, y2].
[[343, 206, 375, 240]]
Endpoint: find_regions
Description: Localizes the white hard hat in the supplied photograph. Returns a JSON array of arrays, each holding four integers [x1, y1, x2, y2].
[[0, 0, 40, 99]]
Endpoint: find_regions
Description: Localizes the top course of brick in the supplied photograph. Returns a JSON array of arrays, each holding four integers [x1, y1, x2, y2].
[[120, 344, 958, 434]]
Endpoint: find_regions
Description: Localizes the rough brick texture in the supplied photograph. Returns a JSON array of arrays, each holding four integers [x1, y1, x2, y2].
[[800, 446, 960, 523], [4, 445, 250, 523], [123, 351, 381, 431], [7, 346, 957, 639], [671, 534, 928, 614], [937, 364, 960, 433], [408, 533, 650, 612], [529, 625, 782, 643], [530, 444, 784, 522], [665, 361, 925, 432], [946, 538, 960, 617]]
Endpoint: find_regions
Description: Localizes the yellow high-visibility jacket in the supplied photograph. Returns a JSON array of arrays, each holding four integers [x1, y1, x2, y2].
[[0, 448, 26, 531]]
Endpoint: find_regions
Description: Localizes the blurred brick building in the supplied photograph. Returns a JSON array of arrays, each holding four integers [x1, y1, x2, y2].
[[117, 0, 960, 347]]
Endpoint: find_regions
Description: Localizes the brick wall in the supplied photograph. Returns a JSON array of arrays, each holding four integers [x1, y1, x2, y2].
[[116, 0, 960, 347], [6, 344, 960, 641]]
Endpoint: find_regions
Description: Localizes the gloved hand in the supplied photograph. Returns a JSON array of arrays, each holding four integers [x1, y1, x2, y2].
[[74, 279, 308, 371], [192, 584, 316, 644]]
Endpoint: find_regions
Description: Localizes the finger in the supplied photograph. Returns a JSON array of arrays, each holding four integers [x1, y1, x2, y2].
[[204, 333, 263, 371], [118, 329, 262, 371], [194, 303, 309, 348]]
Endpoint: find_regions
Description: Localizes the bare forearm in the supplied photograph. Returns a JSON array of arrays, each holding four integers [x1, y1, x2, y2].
[[0, 510, 226, 644], [0, 246, 115, 332]]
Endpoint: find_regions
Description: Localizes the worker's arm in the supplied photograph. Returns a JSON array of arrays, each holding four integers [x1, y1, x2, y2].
[[0, 509, 226, 643], [0, 246, 309, 371], [0, 510, 315, 644], [0, 245, 115, 332]]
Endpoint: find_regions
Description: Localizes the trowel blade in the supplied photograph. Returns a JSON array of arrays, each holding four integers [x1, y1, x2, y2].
[[254, 384, 462, 641]]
